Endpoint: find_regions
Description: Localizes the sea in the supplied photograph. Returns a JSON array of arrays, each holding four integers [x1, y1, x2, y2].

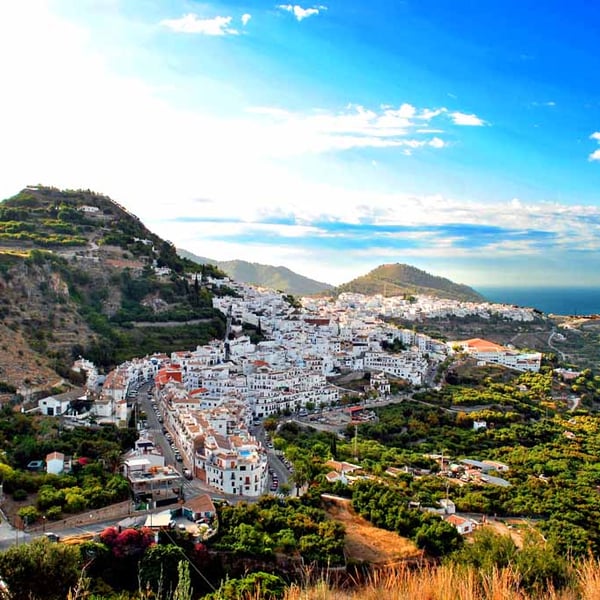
[[476, 287, 600, 316]]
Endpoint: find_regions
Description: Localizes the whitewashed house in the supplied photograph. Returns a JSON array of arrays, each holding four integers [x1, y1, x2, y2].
[[46, 451, 65, 475]]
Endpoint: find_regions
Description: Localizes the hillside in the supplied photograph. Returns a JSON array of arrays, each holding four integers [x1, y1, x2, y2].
[[336, 263, 485, 302], [179, 249, 333, 295], [0, 186, 227, 397]]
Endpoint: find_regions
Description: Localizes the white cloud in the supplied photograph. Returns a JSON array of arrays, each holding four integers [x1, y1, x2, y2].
[[5, 3, 598, 287], [429, 137, 446, 149], [417, 108, 446, 120], [243, 104, 463, 155], [278, 4, 325, 21], [449, 111, 485, 126], [160, 13, 238, 35], [241, 13, 252, 26], [590, 132, 600, 161]]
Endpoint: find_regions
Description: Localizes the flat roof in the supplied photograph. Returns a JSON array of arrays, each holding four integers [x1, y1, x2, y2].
[[144, 511, 172, 528], [124, 458, 151, 468], [129, 469, 181, 482], [480, 474, 512, 487], [461, 459, 493, 471]]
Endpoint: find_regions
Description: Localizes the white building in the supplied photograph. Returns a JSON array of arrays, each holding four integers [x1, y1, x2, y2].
[[46, 451, 66, 475], [448, 338, 542, 372], [363, 351, 427, 384], [196, 433, 268, 497]]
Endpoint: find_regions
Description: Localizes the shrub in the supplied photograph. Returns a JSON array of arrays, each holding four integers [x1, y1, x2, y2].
[[11, 489, 27, 501], [46, 506, 63, 521]]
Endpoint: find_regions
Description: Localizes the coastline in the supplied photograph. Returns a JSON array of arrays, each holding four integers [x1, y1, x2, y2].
[[476, 286, 600, 317]]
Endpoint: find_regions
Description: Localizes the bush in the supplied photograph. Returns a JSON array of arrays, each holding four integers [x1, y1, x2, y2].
[[11, 489, 27, 501], [17, 505, 40, 526], [205, 572, 286, 600], [46, 506, 63, 521]]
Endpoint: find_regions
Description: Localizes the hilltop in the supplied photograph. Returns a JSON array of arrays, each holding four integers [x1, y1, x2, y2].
[[178, 249, 333, 296], [336, 263, 485, 302], [0, 186, 227, 396]]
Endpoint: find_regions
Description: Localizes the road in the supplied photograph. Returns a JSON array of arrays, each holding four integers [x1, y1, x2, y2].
[[140, 383, 292, 499], [547, 328, 566, 361], [0, 385, 294, 551], [0, 506, 196, 551], [251, 424, 292, 493]]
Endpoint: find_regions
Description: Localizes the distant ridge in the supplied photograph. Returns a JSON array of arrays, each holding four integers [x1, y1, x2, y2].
[[336, 263, 485, 302], [178, 249, 333, 296]]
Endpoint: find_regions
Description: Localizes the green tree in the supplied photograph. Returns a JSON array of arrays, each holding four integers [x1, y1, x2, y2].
[[139, 544, 183, 595], [205, 572, 285, 600], [413, 516, 463, 557], [274, 528, 297, 553], [173, 560, 193, 600], [0, 538, 81, 600], [231, 523, 274, 557], [17, 505, 40, 526], [515, 538, 569, 592], [448, 528, 517, 572]]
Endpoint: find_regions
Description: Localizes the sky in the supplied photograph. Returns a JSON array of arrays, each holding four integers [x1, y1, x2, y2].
[[1, 1, 600, 288]]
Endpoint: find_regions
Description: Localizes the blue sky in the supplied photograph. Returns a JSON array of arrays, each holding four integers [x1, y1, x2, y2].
[[1, 1, 600, 287]]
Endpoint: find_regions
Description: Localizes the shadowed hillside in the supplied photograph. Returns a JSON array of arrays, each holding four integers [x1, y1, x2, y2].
[[179, 249, 333, 295], [0, 186, 227, 395]]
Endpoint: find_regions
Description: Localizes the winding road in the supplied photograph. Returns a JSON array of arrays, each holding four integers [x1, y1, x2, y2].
[[547, 328, 566, 361]]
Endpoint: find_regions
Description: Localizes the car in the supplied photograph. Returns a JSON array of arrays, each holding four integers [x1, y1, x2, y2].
[[211, 497, 229, 506], [44, 532, 60, 543], [175, 455, 183, 462]]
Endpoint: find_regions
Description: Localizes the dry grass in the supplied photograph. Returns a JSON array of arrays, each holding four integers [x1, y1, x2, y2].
[[323, 495, 421, 565], [273, 560, 600, 600]]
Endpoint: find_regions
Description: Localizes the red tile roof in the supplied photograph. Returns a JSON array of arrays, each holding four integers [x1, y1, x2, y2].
[[462, 338, 505, 352]]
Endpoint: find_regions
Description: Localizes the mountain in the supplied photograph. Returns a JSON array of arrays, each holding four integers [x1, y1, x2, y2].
[[0, 186, 227, 397], [178, 249, 333, 296], [336, 263, 485, 302]]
